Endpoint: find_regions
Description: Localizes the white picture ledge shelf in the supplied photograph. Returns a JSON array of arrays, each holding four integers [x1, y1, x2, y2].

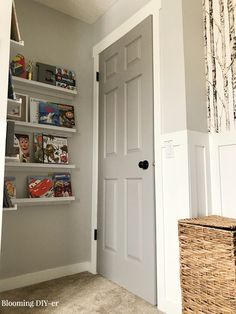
[[10, 39, 24, 48], [8, 98, 22, 106], [13, 76, 77, 100], [12, 196, 75, 207], [3, 205, 18, 211], [5, 162, 76, 171], [9, 120, 77, 137]]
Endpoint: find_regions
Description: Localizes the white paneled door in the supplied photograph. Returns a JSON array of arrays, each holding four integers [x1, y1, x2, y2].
[[97, 16, 156, 305]]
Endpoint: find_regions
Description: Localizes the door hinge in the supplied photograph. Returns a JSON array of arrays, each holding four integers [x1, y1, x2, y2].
[[94, 229, 97, 241], [96, 72, 100, 82]]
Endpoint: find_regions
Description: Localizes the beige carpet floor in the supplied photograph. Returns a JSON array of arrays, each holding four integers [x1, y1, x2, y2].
[[0, 272, 160, 313]]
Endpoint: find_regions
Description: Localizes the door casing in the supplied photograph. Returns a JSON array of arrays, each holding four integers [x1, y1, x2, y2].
[[91, 0, 162, 303]]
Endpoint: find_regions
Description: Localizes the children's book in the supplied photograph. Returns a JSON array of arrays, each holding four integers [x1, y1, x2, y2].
[[39, 102, 60, 126], [53, 173, 72, 197], [58, 104, 75, 128], [4, 177, 16, 199], [14, 133, 30, 162], [5, 121, 15, 157], [28, 176, 54, 198], [43, 135, 68, 164], [33, 133, 43, 163], [8, 68, 16, 100], [55, 67, 76, 90], [30, 97, 46, 124]]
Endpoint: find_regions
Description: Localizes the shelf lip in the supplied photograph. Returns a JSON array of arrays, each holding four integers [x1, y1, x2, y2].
[[3, 204, 18, 211], [5, 156, 20, 162], [8, 120, 77, 136], [13, 76, 77, 96], [12, 196, 75, 206], [8, 98, 22, 105], [5, 162, 76, 169], [10, 39, 24, 47]]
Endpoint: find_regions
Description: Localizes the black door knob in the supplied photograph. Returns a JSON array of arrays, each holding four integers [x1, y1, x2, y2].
[[138, 160, 149, 170]]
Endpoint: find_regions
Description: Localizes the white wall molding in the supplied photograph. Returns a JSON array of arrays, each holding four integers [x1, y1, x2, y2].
[[0, 0, 12, 252], [156, 130, 189, 314], [188, 130, 211, 217], [156, 130, 210, 314], [209, 131, 236, 217], [0, 262, 91, 293]]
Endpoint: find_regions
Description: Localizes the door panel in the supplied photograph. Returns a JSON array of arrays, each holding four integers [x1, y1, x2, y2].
[[98, 16, 156, 305], [104, 89, 118, 157], [125, 178, 143, 262], [103, 179, 117, 252], [125, 75, 142, 153]]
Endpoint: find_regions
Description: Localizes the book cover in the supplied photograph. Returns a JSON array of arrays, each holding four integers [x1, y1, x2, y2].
[[58, 104, 75, 128], [33, 133, 43, 163], [5, 121, 15, 157], [43, 135, 68, 164], [55, 67, 76, 90], [28, 176, 54, 198], [53, 173, 72, 197], [39, 102, 60, 126], [8, 68, 16, 100], [4, 177, 16, 199], [30, 97, 46, 124], [8, 93, 28, 122], [14, 133, 30, 162], [36, 63, 56, 86], [3, 182, 13, 208]]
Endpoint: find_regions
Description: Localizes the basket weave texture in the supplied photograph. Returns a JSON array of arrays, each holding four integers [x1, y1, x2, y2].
[[178, 215, 236, 314]]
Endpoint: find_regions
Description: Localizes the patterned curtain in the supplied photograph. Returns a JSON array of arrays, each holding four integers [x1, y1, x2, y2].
[[203, 0, 236, 132]]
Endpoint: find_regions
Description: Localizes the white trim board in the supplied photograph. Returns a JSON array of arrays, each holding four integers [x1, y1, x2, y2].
[[91, 0, 162, 307], [156, 130, 210, 314], [209, 131, 236, 217], [0, 262, 91, 293], [0, 0, 13, 253]]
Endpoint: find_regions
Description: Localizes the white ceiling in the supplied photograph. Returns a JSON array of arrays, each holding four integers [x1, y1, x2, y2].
[[33, 0, 119, 24]]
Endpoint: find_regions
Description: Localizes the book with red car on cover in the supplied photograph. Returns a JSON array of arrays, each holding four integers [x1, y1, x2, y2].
[[53, 173, 72, 197], [28, 176, 54, 198]]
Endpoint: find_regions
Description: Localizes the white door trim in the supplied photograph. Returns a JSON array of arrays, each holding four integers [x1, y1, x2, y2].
[[91, 0, 162, 298], [0, 0, 13, 252]]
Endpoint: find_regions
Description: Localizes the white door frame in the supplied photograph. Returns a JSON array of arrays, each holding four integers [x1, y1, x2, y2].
[[91, 0, 162, 301], [0, 0, 13, 252]]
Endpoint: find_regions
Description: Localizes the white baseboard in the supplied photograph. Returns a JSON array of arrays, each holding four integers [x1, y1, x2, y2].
[[0, 261, 91, 293]]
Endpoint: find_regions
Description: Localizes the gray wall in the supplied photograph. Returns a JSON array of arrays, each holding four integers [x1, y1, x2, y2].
[[0, 0, 94, 279], [160, 0, 206, 133], [93, 0, 206, 134], [0, 0, 206, 279], [159, 0, 187, 133], [92, 0, 151, 43], [183, 0, 207, 132]]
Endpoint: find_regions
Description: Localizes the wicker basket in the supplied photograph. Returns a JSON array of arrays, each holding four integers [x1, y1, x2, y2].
[[178, 215, 236, 314]]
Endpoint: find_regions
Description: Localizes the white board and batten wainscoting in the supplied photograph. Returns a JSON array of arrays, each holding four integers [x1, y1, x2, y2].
[[156, 130, 211, 314], [210, 131, 236, 218]]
